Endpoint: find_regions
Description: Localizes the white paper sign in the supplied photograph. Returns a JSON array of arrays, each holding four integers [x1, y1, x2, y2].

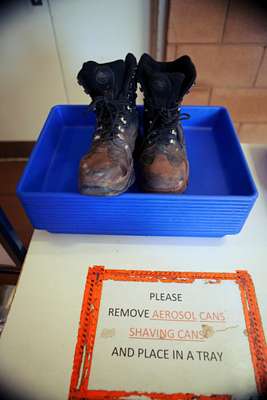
[[88, 279, 257, 398]]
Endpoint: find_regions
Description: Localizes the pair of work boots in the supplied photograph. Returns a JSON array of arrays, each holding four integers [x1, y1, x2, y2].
[[78, 53, 196, 196]]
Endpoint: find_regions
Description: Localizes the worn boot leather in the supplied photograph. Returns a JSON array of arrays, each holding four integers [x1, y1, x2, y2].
[[138, 53, 196, 193], [77, 53, 138, 196]]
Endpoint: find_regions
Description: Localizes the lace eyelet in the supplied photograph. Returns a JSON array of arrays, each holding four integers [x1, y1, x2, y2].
[[116, 132, 123, 139]]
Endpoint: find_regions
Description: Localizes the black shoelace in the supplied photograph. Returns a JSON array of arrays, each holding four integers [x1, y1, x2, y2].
[[89, 96, 131, 142], [144, 104, 190, 146]]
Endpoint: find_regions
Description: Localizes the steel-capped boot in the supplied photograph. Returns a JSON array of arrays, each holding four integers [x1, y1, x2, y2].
[[137, 53, 196, 193], [77, 53, 138, 196]]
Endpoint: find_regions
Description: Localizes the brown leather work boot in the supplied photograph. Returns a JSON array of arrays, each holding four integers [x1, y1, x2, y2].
[[77, 53, 138, 196], [137, 53, 196, 193]]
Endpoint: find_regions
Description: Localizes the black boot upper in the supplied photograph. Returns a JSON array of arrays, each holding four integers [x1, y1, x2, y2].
[[77, 53, 138, 150], [137, 53, 196, 148]]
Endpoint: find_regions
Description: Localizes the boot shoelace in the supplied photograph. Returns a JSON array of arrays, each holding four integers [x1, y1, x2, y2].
[[89, 96, 133, 143], [144, 105, 190, 146]]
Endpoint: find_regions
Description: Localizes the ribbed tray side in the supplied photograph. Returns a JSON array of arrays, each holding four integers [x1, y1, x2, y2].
[[19, 194, 255, 237]]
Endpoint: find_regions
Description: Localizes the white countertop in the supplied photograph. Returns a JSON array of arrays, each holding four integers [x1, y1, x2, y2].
[[0, 144, 266, 400]]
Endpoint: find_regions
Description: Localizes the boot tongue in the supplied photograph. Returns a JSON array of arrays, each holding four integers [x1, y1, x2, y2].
[[77, 60, 125, 99], [146, 72, 185, 108]]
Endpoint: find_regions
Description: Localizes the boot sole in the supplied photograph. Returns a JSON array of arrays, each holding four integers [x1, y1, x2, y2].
[[80, 168, 135, 196]]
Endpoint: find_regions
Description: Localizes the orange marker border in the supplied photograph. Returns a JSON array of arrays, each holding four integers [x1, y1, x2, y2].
[[69, 267, 267, 399]]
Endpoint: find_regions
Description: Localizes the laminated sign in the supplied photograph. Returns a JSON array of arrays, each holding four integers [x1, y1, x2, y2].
[[69, 267, 267, 399]]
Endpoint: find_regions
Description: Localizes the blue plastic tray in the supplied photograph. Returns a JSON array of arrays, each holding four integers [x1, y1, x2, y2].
[[17, 105, 258, 237]]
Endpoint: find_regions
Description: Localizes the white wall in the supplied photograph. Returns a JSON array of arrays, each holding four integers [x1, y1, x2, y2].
[[49, 0, 150, 103], [0, 0, 150, 141], [0, 1, 66, 141]]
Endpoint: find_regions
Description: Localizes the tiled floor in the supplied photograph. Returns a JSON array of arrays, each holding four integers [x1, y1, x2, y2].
[[0, 161, 33, 249]]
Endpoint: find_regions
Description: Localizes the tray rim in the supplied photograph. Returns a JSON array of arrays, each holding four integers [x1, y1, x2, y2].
[[16, 105, 258, 202]]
